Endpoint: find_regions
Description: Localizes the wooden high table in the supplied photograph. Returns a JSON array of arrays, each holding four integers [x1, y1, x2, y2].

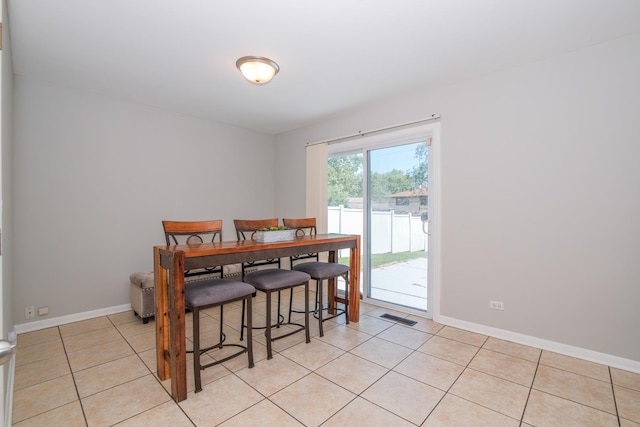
[[154, 233, 361, 402]]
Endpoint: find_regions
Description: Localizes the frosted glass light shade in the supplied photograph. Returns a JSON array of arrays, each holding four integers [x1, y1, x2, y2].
[[236, 56, 280, 85]]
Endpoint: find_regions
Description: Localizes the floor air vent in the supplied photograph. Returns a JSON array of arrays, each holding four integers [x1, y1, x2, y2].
[[379, 313, 417, 326]]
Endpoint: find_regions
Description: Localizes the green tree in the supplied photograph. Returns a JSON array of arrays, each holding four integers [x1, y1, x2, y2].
[[408, 142, 428, 189], [387, 169, 412, 194], [370, 169, 412, 202], [328, 154, 362, 206], [328, 143, 426, 207]]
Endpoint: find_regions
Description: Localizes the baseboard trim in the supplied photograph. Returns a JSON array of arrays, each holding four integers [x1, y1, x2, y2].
[[438, 315, 640, 374], [13, 304, 132, 334]]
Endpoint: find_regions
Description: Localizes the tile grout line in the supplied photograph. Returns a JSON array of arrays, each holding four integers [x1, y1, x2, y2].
[[608, 366, 622, 427], [59, 323, 92, 427], [356, 315, 487, 425], [76, 315, 150, 426], [425, 333, 526, 425], [531, 364, 620, 417], [518, 346, 543, 425], [345, 325, 427, 426], [265, 313, 424, 425], [83, 315, 192, 426], [113, 313, 199, 427]]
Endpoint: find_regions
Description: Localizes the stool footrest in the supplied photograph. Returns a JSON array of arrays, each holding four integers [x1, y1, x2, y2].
[[267, 321, 308, 343], [313, 307, 346, 322], [200, 344, 250, 370], [187, 333, 227, 354], [243, 314, 285, 333]]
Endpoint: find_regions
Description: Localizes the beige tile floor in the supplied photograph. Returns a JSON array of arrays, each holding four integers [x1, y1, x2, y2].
[[11, 291, 640, 427]]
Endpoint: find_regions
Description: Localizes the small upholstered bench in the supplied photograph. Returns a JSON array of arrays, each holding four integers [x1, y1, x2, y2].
[[129, 272, 155, 323]]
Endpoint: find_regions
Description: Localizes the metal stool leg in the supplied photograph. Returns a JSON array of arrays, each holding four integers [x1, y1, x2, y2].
[[265, 291, 273, 359], [219, 305, 225, 347], [246, 296, 254, 368], [288, 288, 294, 323], [240, 298, 246, 341], [304, 281, 310, 343], [317, 279, 324, 337], [193, 307, 202, 393]]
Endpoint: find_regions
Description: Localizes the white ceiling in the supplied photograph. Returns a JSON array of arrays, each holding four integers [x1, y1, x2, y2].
[[7, 0, 640, 135]]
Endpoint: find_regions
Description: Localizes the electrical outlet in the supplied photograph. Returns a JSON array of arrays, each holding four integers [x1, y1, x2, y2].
[[38, 306, 49, 316], [489, 300, 504, 310], [25, 306, 35, 319]]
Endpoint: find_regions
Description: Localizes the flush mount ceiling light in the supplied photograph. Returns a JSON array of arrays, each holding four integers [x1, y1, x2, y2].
[[236, 56, 280, 85]]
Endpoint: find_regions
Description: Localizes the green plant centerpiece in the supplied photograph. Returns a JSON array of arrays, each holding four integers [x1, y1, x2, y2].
[[255, 226, 296, 243]]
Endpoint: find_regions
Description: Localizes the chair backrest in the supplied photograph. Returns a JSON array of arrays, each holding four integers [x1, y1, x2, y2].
[[233, 218, 279, 241], [282, 217, 317, 237], [163, 219, 223, 245], [162, 220, 223, 277], [233, 218, 281, 275], [282, 217, 319, 264]]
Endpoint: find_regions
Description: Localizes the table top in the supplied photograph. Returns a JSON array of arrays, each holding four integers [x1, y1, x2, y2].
[[155, 233, 359, 270], [155, 233, 359, 259]]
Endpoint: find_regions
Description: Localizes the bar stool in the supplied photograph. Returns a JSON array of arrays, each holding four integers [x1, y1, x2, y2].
[[162, 219, 256, 392], [185, 278, 255, 392], [234, 218, 311, 359], [243, 269, 311, 359], [283, 218, 350, 337]]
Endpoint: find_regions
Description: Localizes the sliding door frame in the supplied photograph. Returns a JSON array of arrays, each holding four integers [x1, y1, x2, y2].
[[327, 122, 441, 320]]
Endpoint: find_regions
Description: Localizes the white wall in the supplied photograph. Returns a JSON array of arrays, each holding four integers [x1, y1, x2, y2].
[[12, 77, 277, 323], [275, 34, 640, 363]]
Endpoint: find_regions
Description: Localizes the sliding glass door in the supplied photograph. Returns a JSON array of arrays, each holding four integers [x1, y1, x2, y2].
[[367, 142, 428, 311], [327, 123, 436, 316]]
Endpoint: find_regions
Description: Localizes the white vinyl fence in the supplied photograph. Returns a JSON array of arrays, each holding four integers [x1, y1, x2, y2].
[[328, 206, 427, 255]]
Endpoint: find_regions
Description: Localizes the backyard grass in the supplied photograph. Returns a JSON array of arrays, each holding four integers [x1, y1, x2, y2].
[[339, 250, 426, 269]]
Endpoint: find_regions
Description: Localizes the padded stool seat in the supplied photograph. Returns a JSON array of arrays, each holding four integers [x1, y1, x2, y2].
[[185, 279, 255, 308], [245, 269, 310, 290], [243, 269, 311, 359], [186, 278, 256, 393], [292, 262, 350, 281]]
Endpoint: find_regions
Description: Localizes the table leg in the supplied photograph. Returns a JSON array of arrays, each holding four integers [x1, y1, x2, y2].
[[154, 247, 170, 380], [348, 236, 361, 322], [155, 249, 188, 402]]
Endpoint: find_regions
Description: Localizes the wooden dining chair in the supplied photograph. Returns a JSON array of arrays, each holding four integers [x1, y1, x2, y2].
[[234, 218, 311, 359], [282, 217, 350, 337], [233, 218, 283, 275], [163, 219, 224, 278], [162, 220, 255, 392], [234, 218, 284, 336]]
